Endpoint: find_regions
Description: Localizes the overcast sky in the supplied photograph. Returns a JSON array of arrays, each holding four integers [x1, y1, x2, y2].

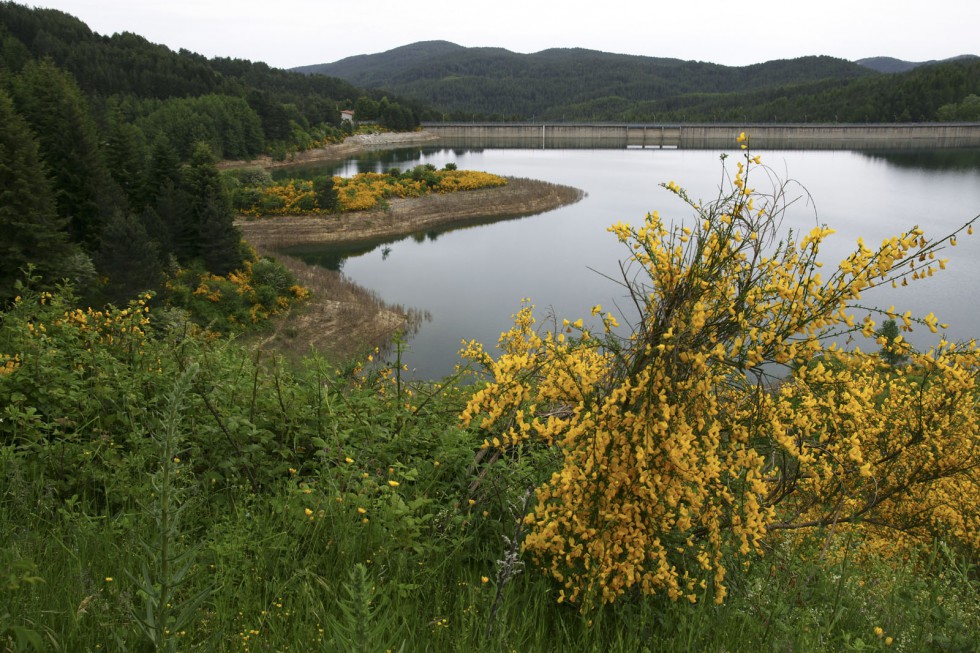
[[30, 0, 980, 70]]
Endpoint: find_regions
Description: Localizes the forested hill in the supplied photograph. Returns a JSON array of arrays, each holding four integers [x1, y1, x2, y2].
[[857, 55, 979, 74], [295, 41, 980, 122], [0, 1, 431, 307], [0, 1, 432, 148]]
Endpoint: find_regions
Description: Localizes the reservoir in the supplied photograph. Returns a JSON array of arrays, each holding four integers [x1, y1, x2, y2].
[[283, 147, 980, 379]]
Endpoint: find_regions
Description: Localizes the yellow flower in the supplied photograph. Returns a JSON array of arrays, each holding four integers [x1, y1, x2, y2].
[[105, 577, 113, 582], [388, 480, 400, 488], [481, 576, 489, 584], [304, 508, 313, 517], [357, 507, 367, 514], [874, 626, 883, 638]]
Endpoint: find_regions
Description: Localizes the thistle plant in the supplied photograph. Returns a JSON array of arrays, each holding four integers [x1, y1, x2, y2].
[[127, 365, 212, 652], [326, 562, 403, 653], [461, 133, 980, 610], [485, 487, 532, 641]]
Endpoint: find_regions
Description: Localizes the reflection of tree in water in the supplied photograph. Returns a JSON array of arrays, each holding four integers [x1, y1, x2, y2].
[[860, 148, 980, 172], [371, 307, 433, 365], [270, 147, 487, 181], [411, 231, 442, 244]]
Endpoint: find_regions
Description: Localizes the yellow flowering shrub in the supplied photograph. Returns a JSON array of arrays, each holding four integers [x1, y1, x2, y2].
[[166, 252, 309, 332], [461, 138, 979, 609], [0, 353, 21, 375], [238, 168, 508, 216]]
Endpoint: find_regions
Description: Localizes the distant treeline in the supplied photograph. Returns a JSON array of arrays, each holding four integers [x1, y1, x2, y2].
[[300, 41, 980, 123]]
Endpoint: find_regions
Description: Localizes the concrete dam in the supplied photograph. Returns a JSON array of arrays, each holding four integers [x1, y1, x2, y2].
[[422, 123, 980, 150]]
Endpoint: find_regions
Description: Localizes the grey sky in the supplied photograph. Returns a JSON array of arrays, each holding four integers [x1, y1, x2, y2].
[[30, 0, 979, 70]]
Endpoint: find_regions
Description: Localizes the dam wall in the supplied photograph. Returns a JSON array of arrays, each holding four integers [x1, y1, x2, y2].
[[422, 123, 980, 150]]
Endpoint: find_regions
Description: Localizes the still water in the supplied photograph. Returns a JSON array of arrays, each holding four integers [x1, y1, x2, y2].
[[285, 148, 980, 379]]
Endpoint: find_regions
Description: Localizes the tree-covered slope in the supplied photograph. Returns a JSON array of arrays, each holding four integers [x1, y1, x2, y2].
[[296, 41, 980, 122], [856, 54, 979, 74], [296, 41, 877, 118], [0, 1, 433, 128], [0, 1, 429, 307]]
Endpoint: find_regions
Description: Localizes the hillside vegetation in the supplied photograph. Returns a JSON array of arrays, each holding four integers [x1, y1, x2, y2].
[[298, 41, 980, 122], [3, 143, 980, 651], [0, 2, 440, 317]]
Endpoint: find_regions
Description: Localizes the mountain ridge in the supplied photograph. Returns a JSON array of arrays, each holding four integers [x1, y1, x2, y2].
[[292, 42, 979, 123], [294, 42, 877, 119]]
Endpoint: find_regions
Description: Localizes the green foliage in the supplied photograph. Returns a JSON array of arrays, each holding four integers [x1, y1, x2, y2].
[[938, 93, 980, 121], [303, 39, 978, 122], [0, 88, 81, 299], [312, 174, 339, 212], [875, 318, 909, 367], [0, 280, 978, 650], [9, 57, 121, 252], [175, 143, 244, 276], [136, 94, 265, 161], [127, 367, 212, 652], [95, 211, 165, 305], [0, 1, 432, 156]]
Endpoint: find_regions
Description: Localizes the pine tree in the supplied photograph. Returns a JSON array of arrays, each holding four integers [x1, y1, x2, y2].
[[95, 210, 163, 305], [104, 109, 149, 210], [176, 143, 243, 275], [0, 89, 80, 298], [10, 58, 122, 252]]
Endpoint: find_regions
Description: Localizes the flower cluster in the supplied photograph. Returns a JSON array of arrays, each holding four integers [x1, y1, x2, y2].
[[460, 141, 979, 609], [0, 353, 21, 375], [166, 253, 309, 332], [237, 169, 508, 216]]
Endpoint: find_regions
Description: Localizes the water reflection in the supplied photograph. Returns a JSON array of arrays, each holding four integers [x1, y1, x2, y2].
[[271, 146, 436, 180], [860, 148, 980, 172]]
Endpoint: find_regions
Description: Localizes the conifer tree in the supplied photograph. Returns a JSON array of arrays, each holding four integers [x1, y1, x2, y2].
[[176, 142, 243, 275], [10, 58, 121, 252], [95, 210, 163, 305], [0, 89, 80, 298], [104, 109, 149, 210]]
